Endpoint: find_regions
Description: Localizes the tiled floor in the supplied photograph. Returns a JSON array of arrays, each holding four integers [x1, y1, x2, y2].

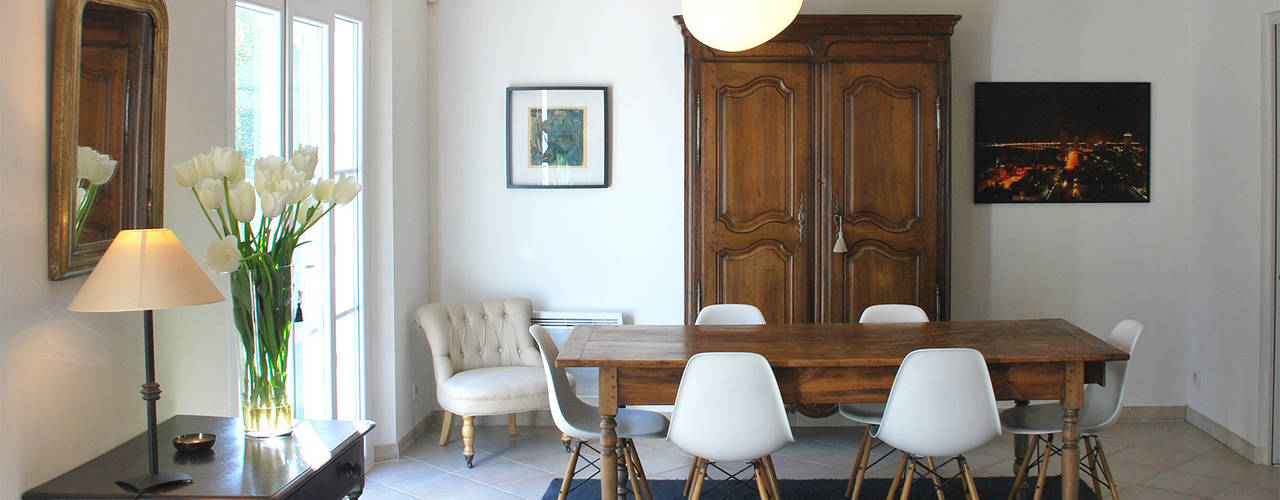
[[364, 421, 1280, 499]]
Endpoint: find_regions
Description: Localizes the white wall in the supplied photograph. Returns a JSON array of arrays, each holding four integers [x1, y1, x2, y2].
[[426, 0, 1275, 451], [426, 1, 687, 326], [1187, 0, 1279, 457]]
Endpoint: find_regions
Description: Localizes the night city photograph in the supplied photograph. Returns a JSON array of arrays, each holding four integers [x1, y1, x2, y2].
[[974, 82, 1151, 203]]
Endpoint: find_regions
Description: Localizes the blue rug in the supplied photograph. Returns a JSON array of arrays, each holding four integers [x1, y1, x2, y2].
[[541, 477, 1098, 499]]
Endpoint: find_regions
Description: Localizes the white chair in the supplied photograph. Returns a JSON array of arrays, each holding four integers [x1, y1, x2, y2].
[[530, 326, 668, 500], [875, 348, 1001, 500], [669, 352, 794, 500], [1000, 320, 1143, 500], [842, 304, 929, 498], [694, 303, 767, 325], [416, 298, 564, 468], [678, 303, 767, 495]]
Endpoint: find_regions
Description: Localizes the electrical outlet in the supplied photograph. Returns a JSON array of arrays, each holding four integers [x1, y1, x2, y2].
[[413, 384, 419, 399], [1191, 372, 1199, 386]]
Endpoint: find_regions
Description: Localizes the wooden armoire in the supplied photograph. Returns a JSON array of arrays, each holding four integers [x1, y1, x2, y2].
[[680, 15, 960, 324]]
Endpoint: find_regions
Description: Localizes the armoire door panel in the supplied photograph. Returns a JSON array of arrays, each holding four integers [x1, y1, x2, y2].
[[717, 241, 797, 324], [698, 62, 813, 323], [845, 241, 921, 320], [846, 75, 921, 233], [717, 75, 799, 231], [829, 61, 938, 322]]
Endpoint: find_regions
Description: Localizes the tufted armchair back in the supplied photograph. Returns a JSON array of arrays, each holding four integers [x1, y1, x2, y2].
[[416, 298, 541, 385]]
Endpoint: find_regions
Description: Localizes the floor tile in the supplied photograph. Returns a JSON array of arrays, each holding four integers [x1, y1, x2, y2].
[[1118, 484, 1204, 500], [452, 457, 550, 487], [1100, 457, 1168, 487], [1139, 469, 1236, 497], [359, 480, 419, 500], [366, 459, 446, 488], [398, 472, 515, 499], [1109, 442, 1202, 469], [1175, 446, 1259, 482], [1210, 480, 1280, 500], [491, 472, 558, 500]]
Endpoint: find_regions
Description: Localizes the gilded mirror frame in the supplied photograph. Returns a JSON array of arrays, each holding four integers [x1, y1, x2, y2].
[[49, 0, 168, 280]]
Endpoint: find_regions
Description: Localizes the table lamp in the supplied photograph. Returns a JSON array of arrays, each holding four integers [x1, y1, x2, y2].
[[68, 229, 225, 493]]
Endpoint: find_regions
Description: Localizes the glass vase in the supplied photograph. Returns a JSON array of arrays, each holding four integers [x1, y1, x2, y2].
[[231, 263, 295, 437]]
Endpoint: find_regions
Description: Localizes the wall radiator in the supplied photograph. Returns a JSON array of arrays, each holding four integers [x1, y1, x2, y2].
[[532, 310, 622, 402]]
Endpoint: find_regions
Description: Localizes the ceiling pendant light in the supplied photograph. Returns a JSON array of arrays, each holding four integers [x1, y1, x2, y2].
[[682, 0, 803, 52]]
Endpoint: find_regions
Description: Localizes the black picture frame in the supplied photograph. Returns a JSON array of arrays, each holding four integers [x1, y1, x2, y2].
[[974, 82, 1151, 203], [506, 86, 610, 189]]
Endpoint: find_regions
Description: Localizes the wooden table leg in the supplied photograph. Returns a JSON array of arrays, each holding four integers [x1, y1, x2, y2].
[[599, 367, 622, 500], [1061, 363, 1084, 500], [1011, 400, 1030, 499]]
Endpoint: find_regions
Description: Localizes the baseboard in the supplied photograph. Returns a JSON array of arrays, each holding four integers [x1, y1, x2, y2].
[[1186, 406, 1268, 464]]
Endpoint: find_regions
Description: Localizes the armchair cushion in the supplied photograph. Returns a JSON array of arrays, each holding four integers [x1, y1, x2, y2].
[[438, 366, 553, 416]]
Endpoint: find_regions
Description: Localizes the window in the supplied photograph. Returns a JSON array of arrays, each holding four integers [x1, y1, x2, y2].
[[234, 0, 367, 421]]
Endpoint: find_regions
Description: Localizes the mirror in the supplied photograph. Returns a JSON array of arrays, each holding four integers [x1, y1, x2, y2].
[[49, 0, 167, 280]]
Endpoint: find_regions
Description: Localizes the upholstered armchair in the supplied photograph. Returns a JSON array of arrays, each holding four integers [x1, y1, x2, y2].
[[416, 298, 558, 468]]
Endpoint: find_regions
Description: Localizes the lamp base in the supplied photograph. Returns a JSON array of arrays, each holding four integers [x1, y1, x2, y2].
[[116, 470, 193, 493]]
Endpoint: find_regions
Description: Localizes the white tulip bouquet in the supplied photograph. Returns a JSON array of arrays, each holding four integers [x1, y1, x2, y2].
[[73, 146, 118, 244], [173, 145, 360, 436]]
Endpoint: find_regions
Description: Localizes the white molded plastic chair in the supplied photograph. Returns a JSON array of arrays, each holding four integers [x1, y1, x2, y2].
[[669, 352, 794, 500], [1000, 320, 1143, 500], [875, 348, 1001, 500], [531, 326, 668, 500], [858, 304, 929, 323], [842, 304, 928, 498], [675, 304, 768, 495], [694, 303, 767, 325]]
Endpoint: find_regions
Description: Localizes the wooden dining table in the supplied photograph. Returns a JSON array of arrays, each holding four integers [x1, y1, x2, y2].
[[556, 318, 1130, 500]]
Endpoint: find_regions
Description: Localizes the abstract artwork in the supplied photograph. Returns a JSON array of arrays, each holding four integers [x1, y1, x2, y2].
[[528, 107, 585, 168], [507, 87, 608, 188], [974, 82, 1150, 203]]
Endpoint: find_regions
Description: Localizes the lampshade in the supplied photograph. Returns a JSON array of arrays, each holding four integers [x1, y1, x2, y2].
[[682, 0, 802, 52], [69, 229, 225, 312]]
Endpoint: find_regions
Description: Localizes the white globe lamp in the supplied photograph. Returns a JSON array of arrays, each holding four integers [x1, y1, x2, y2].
[[682, 0, 803, 52]]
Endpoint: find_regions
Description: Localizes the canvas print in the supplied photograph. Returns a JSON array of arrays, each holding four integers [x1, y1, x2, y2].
[[528, 107, 586, 168], [975, 83, 1150, 203]]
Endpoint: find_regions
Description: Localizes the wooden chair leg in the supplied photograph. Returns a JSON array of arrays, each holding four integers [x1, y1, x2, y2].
[[1084, 435, 1103, 497], [438, 411, 454, 446], [925, 457, 945, 500], [898, 459, 916, 500], [689, 459, 709, 500], [684, 457, 702, 495], [1033, 435, 1051, 500], [753, 459, 773, 500], [846, 426, 873, 497], [625, 439, 654, 500], [461, 415, 476, 468], [763, 455, 781, 500], [886, 452, 909, 500], [558, 441, 583, 500], [960, 456, 980, 500], [561, 432, 572, 452], [622, 440, 643, 500], [508, 414, 518, 436], [1092, 436, 1120, 500], [1008, 434, 1040, 500]]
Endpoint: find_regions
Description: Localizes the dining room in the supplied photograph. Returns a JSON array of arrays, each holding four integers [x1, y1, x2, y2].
[[3, 0, 1280, 499]]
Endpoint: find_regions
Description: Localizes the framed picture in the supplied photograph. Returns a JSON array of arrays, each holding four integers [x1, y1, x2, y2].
[[974, 82, 1150, 203], [507, 86, 609, 188]]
